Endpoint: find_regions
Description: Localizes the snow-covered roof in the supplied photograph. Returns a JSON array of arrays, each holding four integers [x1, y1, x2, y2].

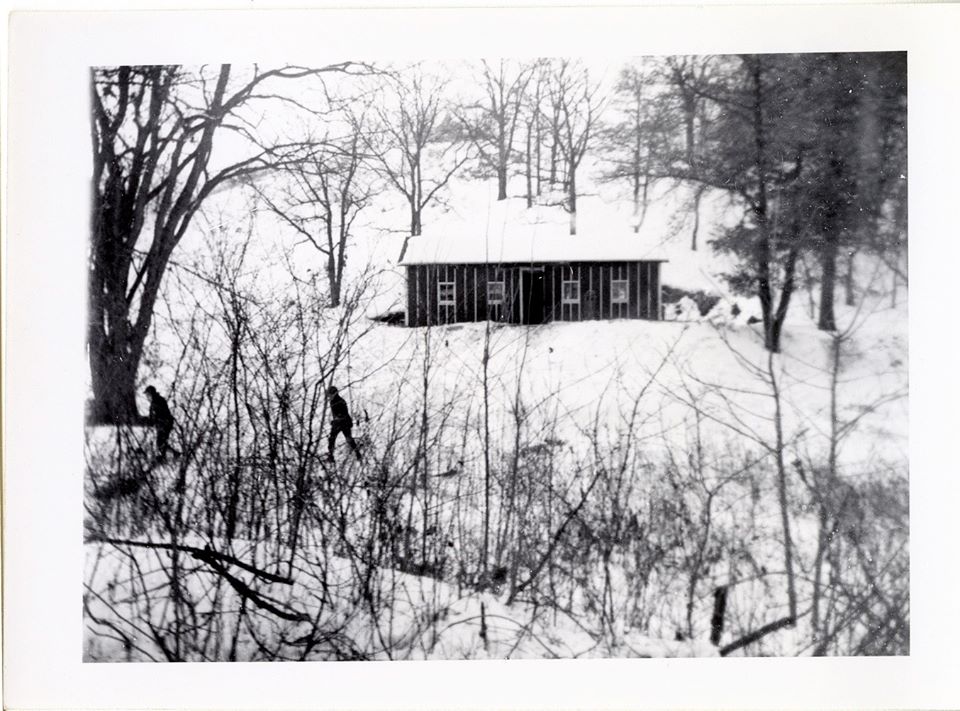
[[400, 199, 669, 266]]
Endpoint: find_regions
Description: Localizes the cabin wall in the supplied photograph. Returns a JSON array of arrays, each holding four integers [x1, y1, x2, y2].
[[639, 262, 650, 319], [405, 261, 663, 327], [480, 264, 492, 320], [406, 266, 415, 326], [415, 265, 428, 326], [652, 259, 661, 319], [463, 266, 471, 321], [506, 267, 518, 324], [583, 265, 596, 319], [543, 266, 556, 322]]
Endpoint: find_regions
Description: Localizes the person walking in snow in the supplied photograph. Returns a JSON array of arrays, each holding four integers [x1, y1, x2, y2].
[[326, 385, 362, 463], [144, 385, 178, 461]]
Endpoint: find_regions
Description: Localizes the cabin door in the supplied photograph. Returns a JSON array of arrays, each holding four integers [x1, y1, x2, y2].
[[520, 269, 545, 325]]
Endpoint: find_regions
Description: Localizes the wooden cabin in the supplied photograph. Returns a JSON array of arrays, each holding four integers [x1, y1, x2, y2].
[[400, 217, 667, 327]]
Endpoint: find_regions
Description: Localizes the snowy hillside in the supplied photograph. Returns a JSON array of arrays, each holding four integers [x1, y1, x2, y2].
[[82, 55, 908, 661], [85, 229, 907, 659]]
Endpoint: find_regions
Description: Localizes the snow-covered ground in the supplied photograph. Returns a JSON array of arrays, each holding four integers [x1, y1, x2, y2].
[[83, 533, 717, 662], [307, 297, 907, 474], [85, 169, 908, 661], [85, 292, 906, 660]]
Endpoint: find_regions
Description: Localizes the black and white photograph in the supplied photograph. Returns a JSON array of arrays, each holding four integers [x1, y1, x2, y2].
[[4, 4, 960, 709], [80, 52, 908, 662]]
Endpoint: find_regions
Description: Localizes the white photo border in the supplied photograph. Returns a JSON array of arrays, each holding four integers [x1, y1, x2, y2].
[[4, 4, 959, 709]]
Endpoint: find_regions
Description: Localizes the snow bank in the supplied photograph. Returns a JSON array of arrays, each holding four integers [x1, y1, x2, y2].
[[84, 537, 717, 662]]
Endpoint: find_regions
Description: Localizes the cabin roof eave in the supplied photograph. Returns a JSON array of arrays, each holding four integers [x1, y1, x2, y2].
[[400, 257, 669, 266]]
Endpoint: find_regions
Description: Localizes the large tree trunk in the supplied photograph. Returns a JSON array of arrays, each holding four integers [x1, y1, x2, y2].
[[816, 144, 846, 331], [398, 198, 421, 261], [88, 65, 229, 424], [89, 63, 357, 424], [748, 60, 779, 354], [411, 207, 422, 237], [88, 220, 142, 423], [497, 165, 508, 201], [568, 168, 577, 235], [844, 249, 857, 306], [683, 94, 696, 167], [88, 229, 179, 423], [769, 248, 800, 352], [818, 232, 839, 331], [758, 247, 777, 352], [88, 201, 170, 425], [87, 330, 142, 425], [817, 55, 859, 332], [327, 250, 341, 309]]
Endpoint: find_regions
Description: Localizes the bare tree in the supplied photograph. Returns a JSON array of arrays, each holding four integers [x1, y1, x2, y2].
[[455, 59, 536, 201], [666, 54, 807, 353], [651, 53, 906, 348], [804, 53, 906, 330], [256, 111, 378, 307], [89, 63, 363, 423], [522, 64, 549, 206], [546, 59, 602, 235], [598, 60, 664, 232], [663, 56, 714, 249], [85, 217, 390, 661], [369, 65, 470, 252], [793, 272, 908, 655]]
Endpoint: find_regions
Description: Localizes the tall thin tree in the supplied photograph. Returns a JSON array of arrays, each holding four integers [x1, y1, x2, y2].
[[548, 60, 601, 236], [369, 66, 469, 253], [455, 59, 536, 201]]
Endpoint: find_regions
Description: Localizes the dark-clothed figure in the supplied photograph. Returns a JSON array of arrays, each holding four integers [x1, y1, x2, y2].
[[326, 385, 362, 462], [144, 385, 176, 461]]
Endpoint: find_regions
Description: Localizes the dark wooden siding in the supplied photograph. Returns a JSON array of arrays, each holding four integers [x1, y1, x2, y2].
[[598, 265, 609, 319], [406, 261, 662, 326], [556, 264, 569, 321], [417, 265, 429, 326], [481, 264, 493, 321], [584, 265, 596, 320], [469, 266, 477, 322], [651, 260, 661, 319], [636, 262, 644, 320], [406, 266, 415, 326], [642, 262, 650, 319], [557, 265, 567, 321], [543, 266, 555, 322], [647, 261, 656, 319], [454, 266, 470, 322], [645, 263, 652, 318]]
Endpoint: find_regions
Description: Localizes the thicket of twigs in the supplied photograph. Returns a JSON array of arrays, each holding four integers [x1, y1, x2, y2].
[[83, 241, 907, 661]]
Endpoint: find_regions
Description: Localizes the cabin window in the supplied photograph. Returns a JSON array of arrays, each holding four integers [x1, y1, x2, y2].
[[611, 279, 629, 305], [438, 281, 456, 306], [487, 280, 505, 305], [562, 279, 580, 304]]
